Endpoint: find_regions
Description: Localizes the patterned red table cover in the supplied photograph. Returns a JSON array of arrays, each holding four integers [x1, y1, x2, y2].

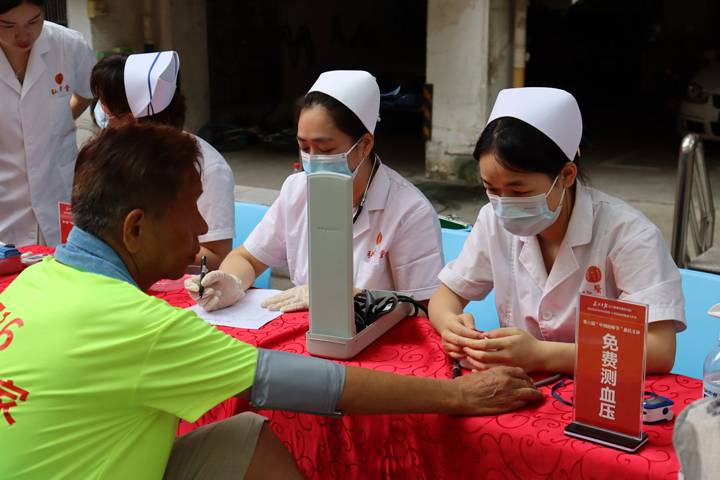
[[0, 248, 699, 480]]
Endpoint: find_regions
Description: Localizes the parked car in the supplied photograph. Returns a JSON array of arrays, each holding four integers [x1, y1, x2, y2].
[[678, 59, 720, 141]]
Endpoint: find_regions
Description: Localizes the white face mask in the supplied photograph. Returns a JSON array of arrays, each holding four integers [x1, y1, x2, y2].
[[93, 101, 114, 129], [300, 137, 365, 178], [487, 175, 565, 237]]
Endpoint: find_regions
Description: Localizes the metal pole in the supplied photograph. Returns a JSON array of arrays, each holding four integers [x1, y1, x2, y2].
[[671, 134, 698, 267], [512, 0, 528, 88]]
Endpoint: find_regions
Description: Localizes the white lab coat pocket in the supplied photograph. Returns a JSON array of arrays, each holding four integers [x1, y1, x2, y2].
[[355, 259, 391, 292]]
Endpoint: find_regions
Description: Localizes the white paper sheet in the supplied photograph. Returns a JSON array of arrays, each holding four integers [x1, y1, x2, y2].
[[187, 289, 285, 330]]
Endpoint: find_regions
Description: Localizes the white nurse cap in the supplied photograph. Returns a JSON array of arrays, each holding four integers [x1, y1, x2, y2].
[[124, 51, 179, 118], [486, 87, 583, 161], [307, 70, 380, 134]]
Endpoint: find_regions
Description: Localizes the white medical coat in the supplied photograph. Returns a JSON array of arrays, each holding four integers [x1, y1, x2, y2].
[[439, 183, 687, 341], [0, 22, 94, 247], [245, 160, 444, 300], [195, 136, 235, 243]]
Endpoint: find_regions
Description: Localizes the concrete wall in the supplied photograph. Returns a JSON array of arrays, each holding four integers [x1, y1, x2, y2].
[[425, 0, 514, 184], [66, 0, 92, 43], [425, 0, 490, 184], [488, 0, 514, 105], [154, 0, 211, 132]]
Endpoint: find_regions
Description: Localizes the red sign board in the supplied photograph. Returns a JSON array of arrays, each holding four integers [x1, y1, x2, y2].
[[573, 294, 647, 438], [58, 202, 74, 244]]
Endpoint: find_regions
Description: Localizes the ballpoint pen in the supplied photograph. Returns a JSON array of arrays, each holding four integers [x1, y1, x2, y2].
[[198, 256, 207, 299]]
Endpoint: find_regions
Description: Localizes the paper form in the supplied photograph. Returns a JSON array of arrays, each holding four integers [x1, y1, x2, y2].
[[187, 289, 285, 330]]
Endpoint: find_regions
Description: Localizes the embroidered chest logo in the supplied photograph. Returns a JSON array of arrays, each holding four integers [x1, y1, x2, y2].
[[51, 72, 70, 95], [582, 266, 603, 295], [367, 232, 387, 259]]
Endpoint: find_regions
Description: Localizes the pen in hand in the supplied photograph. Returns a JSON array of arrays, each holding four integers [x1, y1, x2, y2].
[[198, 256, 207, 299], [453, 359, 461, 379]]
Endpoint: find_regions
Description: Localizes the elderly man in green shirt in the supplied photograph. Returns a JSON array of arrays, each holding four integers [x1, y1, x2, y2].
[[0, 123, 542, 480]]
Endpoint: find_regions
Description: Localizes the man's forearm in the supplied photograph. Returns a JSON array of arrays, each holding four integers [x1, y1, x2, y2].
[[337, 366, 459, 415]]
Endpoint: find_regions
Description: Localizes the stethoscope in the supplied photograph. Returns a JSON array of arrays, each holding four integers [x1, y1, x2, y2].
[[352, 154, 378, 224]]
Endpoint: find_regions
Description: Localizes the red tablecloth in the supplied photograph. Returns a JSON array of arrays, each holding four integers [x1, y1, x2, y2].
[[150, 287, 697, 480], [0, 250, 700, 480]]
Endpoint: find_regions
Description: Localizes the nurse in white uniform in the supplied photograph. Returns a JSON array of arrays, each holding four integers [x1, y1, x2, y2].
[[428, 87, 686, 375], [0, 0, 95, 247], [90, 52, 235, 270], [186, 70, 444, 314]]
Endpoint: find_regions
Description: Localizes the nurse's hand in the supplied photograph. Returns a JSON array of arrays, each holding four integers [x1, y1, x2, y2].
[[463, 327, 544, 372], [185, 271, 245, 312], [260, 284, 309, 313], [439, 312, 485, 361]]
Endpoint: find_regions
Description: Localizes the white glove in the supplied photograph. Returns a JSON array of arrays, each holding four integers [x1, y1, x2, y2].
[[260, 284, 309, 313], [184, 270, 245, 312]]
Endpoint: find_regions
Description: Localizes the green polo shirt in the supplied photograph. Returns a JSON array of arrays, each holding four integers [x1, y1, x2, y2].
[[0, 258, 258, 479]]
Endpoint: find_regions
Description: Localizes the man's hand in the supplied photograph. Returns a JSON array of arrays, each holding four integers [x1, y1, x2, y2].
[[260, 285, 309, 313], [185, 270, 244, 312], [453, 366, 544, 415]]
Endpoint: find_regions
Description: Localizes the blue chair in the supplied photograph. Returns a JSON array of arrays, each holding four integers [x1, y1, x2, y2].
[[440, 228, 500, 332], [672, 268, 720, 379], [233, 202, 272, 289], [439, 229, 717, 377]]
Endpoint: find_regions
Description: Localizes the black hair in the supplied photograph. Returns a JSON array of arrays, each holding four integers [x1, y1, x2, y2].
[[0, 0, 44, 15], [294, 91, 377, 159], [91, 53, 186, 129], [73, 123, 202, 238], [473, 116, 587, 186]]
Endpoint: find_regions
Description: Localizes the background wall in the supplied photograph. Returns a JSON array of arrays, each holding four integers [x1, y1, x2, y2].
[[425, 0, 490, 183]]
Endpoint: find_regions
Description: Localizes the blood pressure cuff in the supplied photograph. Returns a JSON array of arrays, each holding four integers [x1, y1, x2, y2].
[[250, 348, 346, 417]]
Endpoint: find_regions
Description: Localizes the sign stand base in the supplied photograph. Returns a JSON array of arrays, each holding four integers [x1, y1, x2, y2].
[[565, 422, 648, 453]]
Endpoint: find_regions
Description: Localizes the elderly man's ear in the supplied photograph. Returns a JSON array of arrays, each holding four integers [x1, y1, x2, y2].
[[121, 208, 149, 254]]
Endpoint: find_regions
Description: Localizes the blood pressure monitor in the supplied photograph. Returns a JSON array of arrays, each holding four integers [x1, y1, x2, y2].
[[643, 394, 674, 424]]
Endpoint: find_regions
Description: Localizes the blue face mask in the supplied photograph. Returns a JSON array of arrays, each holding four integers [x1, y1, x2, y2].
[[93, 101, 113, 129], [300, 137, 365, 177], [487, 175, 565, 237]]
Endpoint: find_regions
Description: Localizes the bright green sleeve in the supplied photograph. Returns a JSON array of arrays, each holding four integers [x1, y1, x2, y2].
[[134, 308, 258, 422]]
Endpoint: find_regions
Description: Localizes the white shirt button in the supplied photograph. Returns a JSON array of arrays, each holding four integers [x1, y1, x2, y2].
[[28, 231, 36, 239], [28, 167, 36, 176], [27, 136, 34, 144], [21, 101, 27, 108], [542, 310, 553, 321]]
